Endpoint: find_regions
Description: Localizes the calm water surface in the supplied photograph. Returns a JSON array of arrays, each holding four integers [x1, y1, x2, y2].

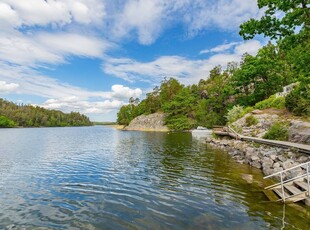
[[0, 126, 309, 229]]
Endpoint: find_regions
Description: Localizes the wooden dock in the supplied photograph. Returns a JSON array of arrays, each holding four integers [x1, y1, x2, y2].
[[213, 126, 310, 205], [213, 126, 310, 154]]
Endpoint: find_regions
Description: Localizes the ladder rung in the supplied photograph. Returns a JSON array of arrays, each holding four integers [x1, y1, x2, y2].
[[273, 188, 289, 200], [294, 181, 309, 191], [284, 185, 303, 195]]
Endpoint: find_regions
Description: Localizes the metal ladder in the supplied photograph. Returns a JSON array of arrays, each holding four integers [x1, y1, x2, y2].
[[264, 161, 310, 203]]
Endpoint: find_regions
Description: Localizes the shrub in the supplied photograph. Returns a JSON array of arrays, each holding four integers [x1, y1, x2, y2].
[[285, 82, 310, 116], [263, 122, 289, 141], [0, 115, 15, 128], [165, 115, 192, 131], [254, 95, 286, 110], [225, 105, 244, 123], [245, 114, 258, 127]]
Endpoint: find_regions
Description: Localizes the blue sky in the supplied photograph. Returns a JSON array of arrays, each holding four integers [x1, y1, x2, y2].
[[0, 0, 265, 121]]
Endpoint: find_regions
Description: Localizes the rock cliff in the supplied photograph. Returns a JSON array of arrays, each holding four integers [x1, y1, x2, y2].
[[124, 113, 169, 131], [230, 109, 310, 144]]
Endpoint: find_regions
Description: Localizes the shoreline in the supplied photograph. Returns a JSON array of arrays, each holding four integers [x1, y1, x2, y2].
[[206, 137, 310, 178]]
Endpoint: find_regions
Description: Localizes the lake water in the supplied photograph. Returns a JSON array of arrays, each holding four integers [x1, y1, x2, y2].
[[0, 126, 309, 229]]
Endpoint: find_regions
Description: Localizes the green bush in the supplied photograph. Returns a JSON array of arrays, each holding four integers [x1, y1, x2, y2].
[[245, 115, 258, 127], [240, 106, 254, 118], [263, 122, 289, 141], [0, 115, 15, 128], [254, 95, 285, 110], [165, 115, 192, 131], [225, 105, 244, 123], [285, 82, 310, 116]]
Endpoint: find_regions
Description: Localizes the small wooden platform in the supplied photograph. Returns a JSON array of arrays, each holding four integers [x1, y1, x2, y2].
[[267, 177, 310, 204]]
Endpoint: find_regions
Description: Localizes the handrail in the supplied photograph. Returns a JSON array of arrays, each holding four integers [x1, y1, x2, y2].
[[264, 161, 310, 203], [264, 161, 310, 179], [265, 173, 308, 190], [226, 125, 241, 139]]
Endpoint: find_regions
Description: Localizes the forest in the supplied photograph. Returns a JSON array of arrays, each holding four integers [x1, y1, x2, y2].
[[117, 1, 309, 130], [0, 98, 92, 128]]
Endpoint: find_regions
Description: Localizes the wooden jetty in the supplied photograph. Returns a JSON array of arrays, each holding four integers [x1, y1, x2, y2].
[[213, 126, 310, 154], [213, 126, 310, 204]]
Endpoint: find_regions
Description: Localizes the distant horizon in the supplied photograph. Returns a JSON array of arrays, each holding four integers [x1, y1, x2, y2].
[[0, 1, 265, 121]]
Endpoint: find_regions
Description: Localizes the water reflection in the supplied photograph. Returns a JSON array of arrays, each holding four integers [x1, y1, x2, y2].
[[0, 127, 309, 229]]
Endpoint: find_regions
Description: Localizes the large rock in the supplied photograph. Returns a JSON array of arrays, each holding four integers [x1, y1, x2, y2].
[[262, 157, 274, 169], [124, 113, 169, 131], [289, 121, 310, 144]]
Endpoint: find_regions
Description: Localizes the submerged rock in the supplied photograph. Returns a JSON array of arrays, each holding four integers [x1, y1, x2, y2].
[[241, 174, 253, 183]]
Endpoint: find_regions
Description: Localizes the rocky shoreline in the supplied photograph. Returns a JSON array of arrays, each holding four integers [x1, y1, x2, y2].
[[206, 137, 310, 180]]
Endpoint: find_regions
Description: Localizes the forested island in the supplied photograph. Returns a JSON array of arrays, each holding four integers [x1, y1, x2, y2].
[[0, 98, 92, 128], [117, 1, 309, 131]]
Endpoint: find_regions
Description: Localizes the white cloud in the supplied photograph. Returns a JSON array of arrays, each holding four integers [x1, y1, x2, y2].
[[200, 42, 240, 54], [234, 40, 262, 55], [36, 33, 110, 58], [0, 32, 111, 67], [0, 0, 105, 27], [183, 0, 260, 35], [0, 61, 142, 114], [111, 0, 166, 45], [103, 40, 263, 84], [0, 80, 19, 93], [0, 2, 20, 26], [0, 1, 110, 67], [106, 0, 260, 45], [111, 85, 142, 100], [41, 97, 123, 114]]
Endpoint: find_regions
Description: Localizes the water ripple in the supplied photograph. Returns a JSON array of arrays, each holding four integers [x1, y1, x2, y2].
[[0, 127, 309, 229]]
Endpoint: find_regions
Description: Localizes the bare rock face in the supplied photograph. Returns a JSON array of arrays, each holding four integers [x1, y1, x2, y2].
[[124, 113, 169, 131], [288, 121, 310, 144], [231, 113, 279, 138]]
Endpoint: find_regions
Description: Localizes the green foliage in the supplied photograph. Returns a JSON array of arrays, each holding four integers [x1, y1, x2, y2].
[[159, 78, 183, 105], [165, 115, 192, 131], [0, 98, 92, 127], [225, 105, 244, 123], [285, 79, 310, 116], [263, 122, 289, 141], [195, 66, 235, 127], [239, 0, 309, 40], [245, 115, 258, 127], [240, 106, 254, 118], [232, 44, 287, 106], [0, 115, 15, 128], [254, 95, 286, 110], [163, 87, 196, 130]]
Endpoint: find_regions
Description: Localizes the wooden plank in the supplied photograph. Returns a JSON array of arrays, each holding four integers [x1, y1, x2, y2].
[[284, 185, 303, 195], [215, 126, 310, 154], [294, 181, 309, 191], [286, 192, 308, 203], [273, 188, 289, 200], [241, 136, 310, 154]]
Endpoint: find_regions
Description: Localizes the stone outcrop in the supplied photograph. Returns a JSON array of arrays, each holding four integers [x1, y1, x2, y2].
[[124, 113, 169, 131], [231, 110, 310, 144], [289, 121, 310, 144], [231, 112, 279, 138]]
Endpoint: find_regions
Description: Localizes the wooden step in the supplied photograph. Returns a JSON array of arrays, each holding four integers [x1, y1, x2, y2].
[[286, 192, 309, 203], [273, 188, 290, 200], [273, 185, 308, 203], [284, 185, 303, 196], [294, 181, 309, 191]]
